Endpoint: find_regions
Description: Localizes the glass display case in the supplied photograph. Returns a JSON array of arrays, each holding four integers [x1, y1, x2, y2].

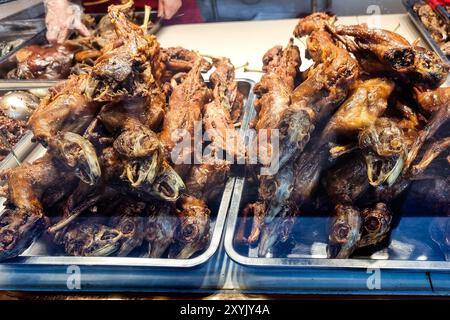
[[0, 0, 448, 297]]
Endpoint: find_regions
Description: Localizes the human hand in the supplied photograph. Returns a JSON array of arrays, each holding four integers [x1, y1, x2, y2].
[[158, 0, 182, 19], [44, 0, 90, 44]]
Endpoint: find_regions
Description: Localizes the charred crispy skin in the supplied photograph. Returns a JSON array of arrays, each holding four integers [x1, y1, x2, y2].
[[261, 45, 283, 73], [409, 46, 450, 89], [276, 32, 359, 168], [244, 39, 301, 244], [185, 158, 230, 203], [145, 201, 178, 258], [160, 47, 211, 85], [159, 60, 211, 168], [336, 24, 415, 72], [9, 45, 75, 80], [250, 33, 359, 250], [29, 77, 99, 142], [209, 57, 244, 123], [88, 0, 166, 107], [169, 195, 210, 259], [304, 30, 338, 64], [28, 76, 101, 185], [253, 39, 301, 166], [358, 203, 392, 248], [293, 12, 335, 38], [203, 58, 245, 160], [405, 87, 450, 173], [324, 154, 369, 204], [328, 202, 392, 258], [328, 204, 362, 258], [335, 24, 449, 88], [0, 155, 77, 261]]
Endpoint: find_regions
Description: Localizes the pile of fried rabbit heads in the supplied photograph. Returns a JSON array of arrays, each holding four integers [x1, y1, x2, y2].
[[0, 0, 247, 261], [237, 13, 450, 259]]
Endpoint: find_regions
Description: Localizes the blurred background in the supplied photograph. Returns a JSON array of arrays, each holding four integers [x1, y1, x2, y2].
[[0, 0, 407, 22]]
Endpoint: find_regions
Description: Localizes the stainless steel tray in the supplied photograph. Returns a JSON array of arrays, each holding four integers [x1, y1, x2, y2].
[[0, 85, 53, 168], [0, 79, 255, 268], [224, 79, 450, 271], [403, 0, 450, 64], [0, 131, 35, 170]]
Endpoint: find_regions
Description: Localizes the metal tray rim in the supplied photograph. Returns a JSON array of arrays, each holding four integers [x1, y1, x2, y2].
[[225, 178, 450, 271]]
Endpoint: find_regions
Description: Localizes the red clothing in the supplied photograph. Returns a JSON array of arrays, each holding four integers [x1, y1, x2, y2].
[[82, 0, 203, 24]]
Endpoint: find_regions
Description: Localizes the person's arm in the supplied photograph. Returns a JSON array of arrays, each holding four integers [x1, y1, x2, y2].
[[44, 0, 90, 44], [158, 0, 182, 19]]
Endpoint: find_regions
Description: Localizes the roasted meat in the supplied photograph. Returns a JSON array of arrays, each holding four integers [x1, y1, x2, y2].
[[323, 153, 369, 204], [405, 87, 449, 173], [243, 39, 301, 244], [145, 201, 178, 258], [253, 38, 301, 167], [335, 24, 449, 89], [293, 12, 335, 38], [203, 58, 245, 161], [358, 202, 392, 248], [29, 76, 101, 185], [328, 202, 392, 258], [328, 204, 362, 258], [0, 155, 77, 261], [8, 45, 75, 80], [255, 31, 360, 254], [185, 158, 230, 203], [169, 195, 210, 259], [159, 59, 211, 175]]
